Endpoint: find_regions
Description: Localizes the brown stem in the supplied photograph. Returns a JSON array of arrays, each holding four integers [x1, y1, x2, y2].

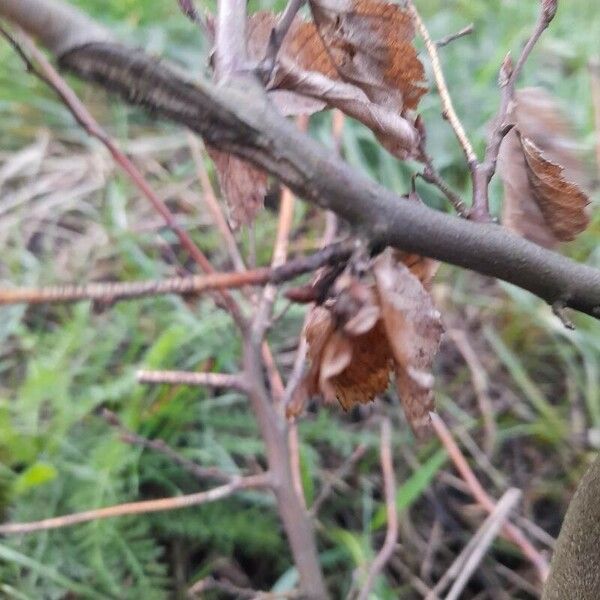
[[136, 369, 249, 393], [407, 1, 477, 169], [188, 133, 246, 273], [259, 0, 306, 81], [244, 337, 328, 599], [589, 58, 600, 173], [176, 0, 208, 33], [0, 474, 271, 535], [472, 2, 557, 219], [0, 241, 353, 306], [435, 23, 474, 48]]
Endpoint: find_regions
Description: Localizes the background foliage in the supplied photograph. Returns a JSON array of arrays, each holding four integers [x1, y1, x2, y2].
[[0, 0, 599, 597]]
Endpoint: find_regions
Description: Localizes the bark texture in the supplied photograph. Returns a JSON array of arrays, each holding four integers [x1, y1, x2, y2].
[[543, 454, 600, 600]]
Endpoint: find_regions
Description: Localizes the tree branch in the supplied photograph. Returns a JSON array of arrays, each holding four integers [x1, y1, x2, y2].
[[0, 24, 247, 326], [136, 369, 249, 392], [0, 241, 353, 306], [1, 0, 599, 321], [0, 474, 271, 535], [243, 336, 328, 598]]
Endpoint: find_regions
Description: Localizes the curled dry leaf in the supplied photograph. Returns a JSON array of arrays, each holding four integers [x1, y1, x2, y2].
[[520, 136, 590, 242], [206, 147, 268, 230], [308, 0, 427, 112], [246, 0, 426, 157], [373, 251, 443, 437], [303, 248, 442, 437], [498, 88, 590, 247], [247, 12, 329, 115]]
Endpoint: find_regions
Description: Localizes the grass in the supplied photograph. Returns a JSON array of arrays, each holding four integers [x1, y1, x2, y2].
[[0, 0, 599, 598]]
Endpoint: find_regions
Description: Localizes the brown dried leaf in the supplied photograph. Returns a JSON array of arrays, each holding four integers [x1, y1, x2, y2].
[[373, 249, 443, 437], [304, 287, 393, 410], [397, 251, 439, 288], [499, 129, 559, 248], [274, 58, 419, 157], [308, 0, 427, 112], [327, 323, 393, 410], [206, 147, 268, 230], [246, 6, 424, 156], [499, 88, 590, 247], [247, 12, 329, 115], [520, 135, 590, 242], [303, 248, 442, 432], [304, 305, 336, 395]]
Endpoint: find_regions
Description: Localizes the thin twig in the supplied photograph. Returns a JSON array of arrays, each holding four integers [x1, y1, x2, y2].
[[473, 1, 557, 219], [137, 369, 249, 392], [260, 0, 306, 81], [176, 0, 209, 34], [357, 419, 398, 600], [429, 412, 550, 582], [101, 409, 238, 482], [0, 270, 269, 306], [0, 240, 354, 306], [433, 488, 522, 600], [1, 26, 246, 326], [0, 474, 271, 535], [407, 2, 477, 170], [253, 189, 297, 341], [435, 23, 474, 48], [287, 423, 307, 509], [419, 154, 468, 216]]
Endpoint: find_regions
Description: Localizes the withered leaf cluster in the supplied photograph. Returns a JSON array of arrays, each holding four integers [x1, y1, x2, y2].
[[302, 249, 442, 438], [498, 88, 591, 247], [213, 0, 427, 228]]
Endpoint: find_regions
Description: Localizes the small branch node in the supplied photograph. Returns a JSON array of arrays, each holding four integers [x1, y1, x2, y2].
[[552, 301, 575, 330]]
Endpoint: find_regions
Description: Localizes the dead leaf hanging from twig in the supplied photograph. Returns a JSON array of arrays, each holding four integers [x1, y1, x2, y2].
[[308, 0, 427, 112], [520, 136, 590, 242], [498, 88, 590, 247], [246, 2, 426, 158], [373, 250, 443, 437], [206, 147, 268, 230], [302, 248, 442, 437]]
